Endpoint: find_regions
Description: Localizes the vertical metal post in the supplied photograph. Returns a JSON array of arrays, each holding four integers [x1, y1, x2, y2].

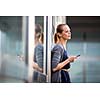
[[44, 16, 52, 82], [0, 30, 1, 69], [43, 16, 47, 75], [47, 16, 52, 83], [28, 16, 35, 82], [22, 16, 28, 65], [83, 32, 87, 82]]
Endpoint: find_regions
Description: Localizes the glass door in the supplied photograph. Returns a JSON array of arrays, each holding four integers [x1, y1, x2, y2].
[[0, 16, 28, 82]]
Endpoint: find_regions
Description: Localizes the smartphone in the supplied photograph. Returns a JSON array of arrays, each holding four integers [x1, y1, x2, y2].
[[76, 55, 80, 57]]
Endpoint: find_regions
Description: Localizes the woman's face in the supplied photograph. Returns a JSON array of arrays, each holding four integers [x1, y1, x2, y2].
[[61, 25, 71, 40]]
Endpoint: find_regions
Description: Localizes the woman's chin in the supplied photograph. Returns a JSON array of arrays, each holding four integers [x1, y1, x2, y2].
[[68, 37, 71, 40]]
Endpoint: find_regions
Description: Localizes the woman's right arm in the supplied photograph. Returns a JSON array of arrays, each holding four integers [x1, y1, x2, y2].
[[53, 56, 77, 72], [32, 62, 43, 72], [33, 44, 43, 73], [52, 45, 77, 72]]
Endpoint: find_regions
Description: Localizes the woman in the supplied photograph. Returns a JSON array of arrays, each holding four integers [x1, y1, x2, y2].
[[51, 24, 78, 83], [33, 24, 44, 73]]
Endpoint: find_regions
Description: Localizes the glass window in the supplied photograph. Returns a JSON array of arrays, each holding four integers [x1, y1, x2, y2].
[[0, 16, 28, 82]]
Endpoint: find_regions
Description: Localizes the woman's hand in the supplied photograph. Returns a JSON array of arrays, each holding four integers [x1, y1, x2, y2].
[[32, 62, 43, 73], [68, 56, 77, 62]]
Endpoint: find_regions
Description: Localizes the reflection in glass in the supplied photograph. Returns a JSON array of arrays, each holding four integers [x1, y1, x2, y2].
[[32, 16, 46, 82], [33, 24, 44, 73], [0, 16, 28, 82]]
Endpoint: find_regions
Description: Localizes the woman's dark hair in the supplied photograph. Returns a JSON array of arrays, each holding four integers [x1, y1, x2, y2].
[[54, 24, 66, 43], [56, 24, 66, 33], [35, 24, 44, 43], [35, 24, 42, 34], [40, 33, 44, 43]]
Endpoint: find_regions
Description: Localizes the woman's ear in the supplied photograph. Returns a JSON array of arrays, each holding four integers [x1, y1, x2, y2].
[[58, 33, 62, 37]]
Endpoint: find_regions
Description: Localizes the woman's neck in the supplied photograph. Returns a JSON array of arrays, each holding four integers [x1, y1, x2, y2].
[[58, 39, 67, 49], [35, 39, 43, 46]]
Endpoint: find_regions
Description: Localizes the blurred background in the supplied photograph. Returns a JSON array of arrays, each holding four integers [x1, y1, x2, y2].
[[0, 16, 100, 83], [67, 17, 100, 83]]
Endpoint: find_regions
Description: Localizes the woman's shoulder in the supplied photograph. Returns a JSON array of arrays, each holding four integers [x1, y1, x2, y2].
[[35, 43, 43, 49], [34, 44, 43, 53], [52, 44, 64, 50]]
